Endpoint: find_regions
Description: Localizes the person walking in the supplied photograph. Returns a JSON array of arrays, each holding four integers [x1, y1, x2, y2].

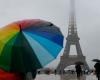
[[94, 62, 100, 80], [54, 69, 57, 75], [75, 64, 82, 80]]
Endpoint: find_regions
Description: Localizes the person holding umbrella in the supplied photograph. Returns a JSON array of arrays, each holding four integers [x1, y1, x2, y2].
[[0, 19, 64, 80], [75, 61, 83, 80], [93, 59, 100, 80]]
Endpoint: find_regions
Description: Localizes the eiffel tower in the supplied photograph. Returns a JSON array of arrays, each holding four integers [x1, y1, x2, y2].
[[57, 0, 89, 72]]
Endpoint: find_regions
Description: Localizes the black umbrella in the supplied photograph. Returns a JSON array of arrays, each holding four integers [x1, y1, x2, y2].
[[92, 59, 100, 62], [75, 61, 84, 65]]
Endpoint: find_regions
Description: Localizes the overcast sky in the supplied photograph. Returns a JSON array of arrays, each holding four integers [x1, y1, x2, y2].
[[0, 0, 100, 68]]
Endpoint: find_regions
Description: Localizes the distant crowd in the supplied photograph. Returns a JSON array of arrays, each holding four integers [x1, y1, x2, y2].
[[37, 61, 100, 80]]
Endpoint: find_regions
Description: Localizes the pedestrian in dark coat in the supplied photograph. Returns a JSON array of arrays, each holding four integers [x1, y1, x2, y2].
[[75, 64, 82, 79], [94, 62, 100, 80]]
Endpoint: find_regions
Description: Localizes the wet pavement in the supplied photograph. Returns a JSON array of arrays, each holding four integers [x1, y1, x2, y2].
[[35, 73, 97, 80]]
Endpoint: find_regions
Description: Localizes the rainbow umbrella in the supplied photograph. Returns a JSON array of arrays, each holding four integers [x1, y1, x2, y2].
[[0, 19, 63, 76]]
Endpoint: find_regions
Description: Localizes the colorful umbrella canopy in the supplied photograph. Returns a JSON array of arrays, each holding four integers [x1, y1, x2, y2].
[[0, 19, 63, 75]]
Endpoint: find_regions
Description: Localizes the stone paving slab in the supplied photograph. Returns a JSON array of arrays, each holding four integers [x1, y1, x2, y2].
[[60, 74, 97, 80], [60, 74, 86, 80]]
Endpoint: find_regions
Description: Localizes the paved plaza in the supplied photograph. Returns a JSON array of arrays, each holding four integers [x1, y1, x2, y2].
[[60, 73, 97, 80], [35, 73, 97, 80]]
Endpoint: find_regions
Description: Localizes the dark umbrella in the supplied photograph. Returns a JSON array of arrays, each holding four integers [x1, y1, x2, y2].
[[75, 61, 84, 65], [92, 59, 100, 63]]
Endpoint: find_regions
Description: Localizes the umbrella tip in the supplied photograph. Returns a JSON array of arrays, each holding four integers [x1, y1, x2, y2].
[[19, 24, 22, 32], [49, 23, 53, 26]]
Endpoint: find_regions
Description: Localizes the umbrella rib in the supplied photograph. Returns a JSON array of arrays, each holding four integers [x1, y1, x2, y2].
[[22, 31, 62, 58], [22, 32, 55, 67], [23, 29, 63, 47]]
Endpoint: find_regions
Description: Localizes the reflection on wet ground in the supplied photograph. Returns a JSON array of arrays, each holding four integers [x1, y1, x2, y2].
[[35, 73, 97, 80], [60, 74, 86, 80]]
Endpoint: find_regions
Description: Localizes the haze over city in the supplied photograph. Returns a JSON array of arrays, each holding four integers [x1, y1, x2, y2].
[[0, 0, 100, 69]]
